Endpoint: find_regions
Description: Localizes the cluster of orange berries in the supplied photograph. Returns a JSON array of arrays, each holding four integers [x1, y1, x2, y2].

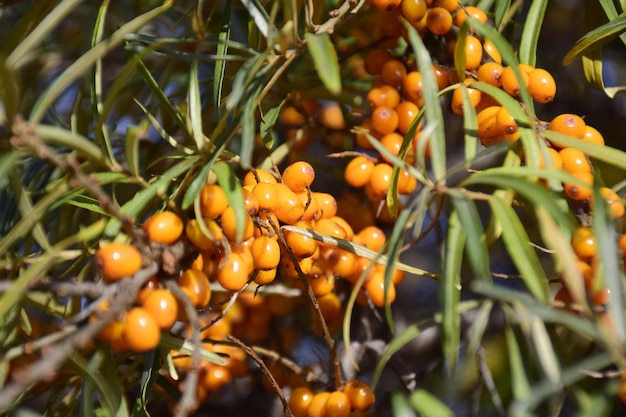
[[288, 380, 375, 417]]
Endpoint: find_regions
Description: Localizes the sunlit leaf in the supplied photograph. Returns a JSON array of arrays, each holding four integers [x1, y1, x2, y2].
[[304, 32, 342, 95], [409, 389, 454, 417], [564, 11, 626, 65], [519, 0, 548, 67]]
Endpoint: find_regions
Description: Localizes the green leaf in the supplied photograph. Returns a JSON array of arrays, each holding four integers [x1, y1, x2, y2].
[[542, 129, 626, 166], [581, 51, 626, 98], [494, 0, 511, 29], [504, 324, 532, 401], [304, 32, 342, 95], [404, 21, 446, 183], [519, 0, 548, 67], [460, 84, 479, 164], [441, 211, 464, 373], [391, 391, 416, 417], [214, 1, 233, 114], [260, 99, 285, 143], [488, 195, 550, 301], [124, 121, 149, 178], [182, 162, 211, 211], [189, 59, 206, 151], [213, 161, 246, 243], [409, 389, 454, 417], [564, 12, 626, 65], [240, 94, 257, 169]]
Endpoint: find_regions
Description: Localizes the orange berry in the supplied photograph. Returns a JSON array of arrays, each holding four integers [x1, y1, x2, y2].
[[432, 64, 451, 90], [95, 243, 142, 282], [324, 391, 351, 417], [364, 270, 396, 307], [563, 171, 594, 201], [559, 147, 591, 174], [619, 233, 626, 254], [401, 0, 427, 22], [395, 101, 420, 134], [501, 65, 529, 98], [141, 289, 178, 330], [549, 114, 586, 139], [571, 226, 597, 261], [315, 218, 348, 241], [477, 62, 504, 87], [343, 380, 375, 411], [380, 132, 404, 162], [403, 71, 424, 106], [596, 187, 625, 219], [455, 5, 488, 27], [312, 192, 338, 219], [432, 0, 459, 12], [289, 387, 315, 417], [297, 191, 322, 222], [251, 235, 281, 270], [426, 7, 453, 35], [217, 253, 250, 291], [367, 84, 401, 109], [254, 267, 277, 285], [583, 125, 605, 146], [357, 226, 386, 251], [274, 183, 306, 225], [309, 270, 335, 297], [253, 182, 279, 212], [178, 269, 211, 307], [326, 248, 358, 278], [200, 184, 229, 219], [283, 161, 315, 193], [143, 211, 183, 244], [458, 35, 483, 70], [371, 0, 402, 11], [344, 155, 375, 188], [495, 106, 518, 136], [451, 79, 481, 116], [397, 169, 418, 194], [483, 39, 502, 63], [285, 221, 319, 259], [307, 392, 331, 417], [122, 307, 160, 352], [476, 105, 503, 143], [242, 187, 260, 215], [243, 169, 278, 186], [538, 147, 563, 170], [200, 362, 231, 391], [280, 105, 306, 126], [381, 59, 407, 88], [137, 276, 160, 305], [330, 215, 354, 241], [528, 68, 556, 103], [221, 206, 254, 242], [185, 218, 222, 250], [367, 163, 394, 200], [364, 48, 393, 76], [371, 106, 399, 135], [319, 103, 346, 130]]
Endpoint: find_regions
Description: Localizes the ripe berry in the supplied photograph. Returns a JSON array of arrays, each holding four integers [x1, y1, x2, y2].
[[583, 125, 605, 146], [395, 101, 420, 134], [381, 59, 408, 88], [251, 235, 281, 270], [95, 243, 142, 282], [243, 169, 278, 186], [289, 387, 315, 417], [367, 163, 394, 201], [458, 35, 483, 70], [319, 103, 346, 130], [455, 6, 488, 27], [371, 0, 401, 11], [563, 171, 594, 201], [122, 307, 161, 352], [380, 132, 404, 162], [371, 106, 399, 135], [274, 183, 306, 224], [477, 62, 504, 87], [283, 161, 315, 193], [345, 155, 375, 188], [451, 80, 481, 116], [528, 68, 556, 103], [200, 362, 231, 391], [217, 253, 250, 291], [343, 380, 375, 411], [324, 391, 351, 417], [141, 289, 178, 330], [185, 218, 222, 250], [253, 182, 279, 212], [538, 147, 563, 170], [559, 147, 591, 173], [178, 269, 211, 307], [200, 184, 229, 219], [495, 106, 518, 136], [143, 211, 183, 245], [285, 221, 319, 258], [279, 105, 306, 126], [477, 106, 503, 143], [254, 267, 277, 285], [597, 187, 625, 219], [426, 7, 453, 35], [307, 391, 331, 417], [483, 39, 502, 63], [312, 192, 338, 219], [571, 226, 597, 261], [549, 114, 586, 139], [367, 84, 401, 109], [501, 65, 529, 98], [401, 0, 427, 22], [221, 206, 255, 242], [357, 226, 387, 251], [364, 270, 397, 307], [403, 71, 424, 106], [364, 48, 393, 76]]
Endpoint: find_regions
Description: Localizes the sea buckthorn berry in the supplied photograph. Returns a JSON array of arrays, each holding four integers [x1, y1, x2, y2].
[[297, 191, 321, 222], [289, 387, 315, 417], [243, 169, 278, 186], [141, 289, 178, 330], [477, 62, 504, 87], [397, 169, 418, 194], [186, 219, 220, 250], [403, 71, 424, 106], [285, 221, 319, 258], [593, 288, 611, 306], [326, 249, 357, 277], [367, 163, 394, 200], [538, 147, 563, 170], [254, 267, 277, 285], [380, 132, 404, 162], [309, 270, 335, 297], [283, 161, 315, 193], [432, 0, 459, 12], [307, 391, 331, 417], [312, 192, 338, 219], [200, 362, 231, 391], [458, 35, 483, 70], [200, 184, 229, 219], [371, 0, 401, 11], [221, 206, 254, 242], [549, 114, 586, 139], [355, 119, 378, 150], [559, 147, 591, 173], [371, 106, 399, 135], [315, 218, 348, 241], [137, 276, 159, 305], [564, 171, 594, 201], [528, 68, 556, 103], [357, 226, 387, 252], [242, 187, 259, 215], [122, 307, 161, 352], [395, 101, 420, 134], [253, 182, 279, 212], [324, 391, 351, 417], [331, 215, 354, 241], [345, 155, 375, 188], [251, 235, 281, 270], [313, 292, 343, 335], [364, 48, 393, 76], [143, 211, 183, 244], [367, 84, 401, 109], [432, 64, 451, 90], [483, 39, 502, 63], [571, 227, 597, 261], [279, 105, 306, 126], [554, 286, 574, 307], [364, 270, 397, 307], [401, 0, 427, 22], [95, 243, 142, 282], [319, 103, 346, 130], [217, 253, 250, 291], [179, 269, 211, 307], [451, 80, 481, 116], [381, 59, 408, 88], [476, 106, 502, 141], [583, 125, 605, 146], [274, 183, 306, 224], [501, 65, 530, 98], [343, 380, 375, 411], [495, 106, 518, 136], [426, 7, 453, 35], [597, 187, 625, 219], [455, 5, 488, 27]]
